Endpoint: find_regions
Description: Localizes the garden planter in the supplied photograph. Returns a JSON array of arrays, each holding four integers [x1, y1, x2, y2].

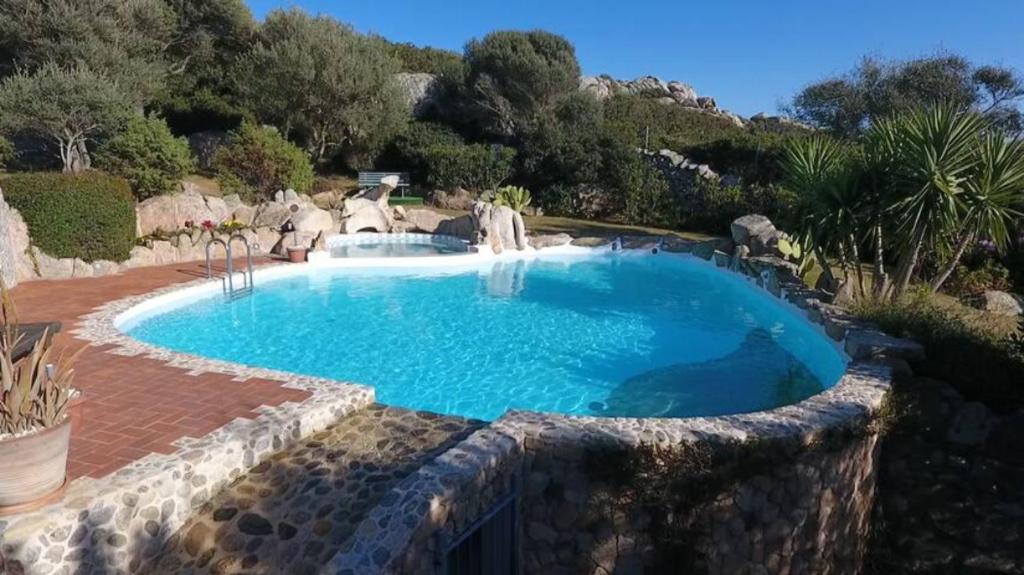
[[69, 388, 86, 438], [287, 246, 309, 263], [0, 417, 71, 513]]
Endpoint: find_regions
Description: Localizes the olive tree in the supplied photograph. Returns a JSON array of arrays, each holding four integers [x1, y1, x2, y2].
[[232, 9, 408, 166], [790, 55, 1024, 137], [0, 0, 175, 105], [0, 63, 133, 172], [463, 30, 581, 138]]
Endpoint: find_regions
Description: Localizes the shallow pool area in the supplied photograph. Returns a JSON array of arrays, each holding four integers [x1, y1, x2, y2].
[[121, 252, 847, 421], [327, 233, 469, 258]]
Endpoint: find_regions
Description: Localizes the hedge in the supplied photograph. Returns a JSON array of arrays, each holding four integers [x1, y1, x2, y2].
[[2, 172, 137, 262]]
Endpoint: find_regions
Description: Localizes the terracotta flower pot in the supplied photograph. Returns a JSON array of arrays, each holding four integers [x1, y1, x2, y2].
[[287, 246, 309, 263], [0, 417, 71, 512]]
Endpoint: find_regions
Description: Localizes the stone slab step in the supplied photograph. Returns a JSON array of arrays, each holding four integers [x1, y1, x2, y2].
[[142, 405, 483, 574]]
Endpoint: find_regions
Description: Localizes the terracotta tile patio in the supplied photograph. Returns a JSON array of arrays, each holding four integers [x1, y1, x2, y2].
[[9, 260, 311, 480]]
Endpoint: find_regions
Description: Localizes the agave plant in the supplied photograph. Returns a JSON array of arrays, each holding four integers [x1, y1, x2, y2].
[[0, 283, 78, 436], [492, 185, 532, 213]]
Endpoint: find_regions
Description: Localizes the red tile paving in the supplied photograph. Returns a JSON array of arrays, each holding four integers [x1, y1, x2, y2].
[[9, 260, 311, 480]]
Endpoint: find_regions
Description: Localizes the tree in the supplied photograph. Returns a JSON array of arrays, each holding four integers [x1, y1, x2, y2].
[[0, 0, 175, 106], [232, 8, 408, 166], [95, 116, 195, 199], [928, 133, 1024, 292], [0, 63, 133, 172], [518, 93, 606, 190], [790, 55, 1024, 138], [463, 30, 581, 138], [213, 122, 314, 201], [158, 0, 257, 133]]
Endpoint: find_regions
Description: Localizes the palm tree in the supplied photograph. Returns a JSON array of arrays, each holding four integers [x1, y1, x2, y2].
[[929, 132, 1024, 292], [871, 105, 988, 298]]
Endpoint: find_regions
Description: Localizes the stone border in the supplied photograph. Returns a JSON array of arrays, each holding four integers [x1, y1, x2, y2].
[[0, 268, 376, 574]]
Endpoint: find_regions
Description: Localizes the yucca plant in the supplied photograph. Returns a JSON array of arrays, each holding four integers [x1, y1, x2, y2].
[[872, 105, 989, 298], [0, 283, 78, 436], [928, 132, 1024, 292], [493, 185, 532, 213], [781, 135, 864, 292]]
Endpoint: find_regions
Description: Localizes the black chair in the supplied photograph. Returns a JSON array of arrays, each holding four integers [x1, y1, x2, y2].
[[3, 322, 62, 363]]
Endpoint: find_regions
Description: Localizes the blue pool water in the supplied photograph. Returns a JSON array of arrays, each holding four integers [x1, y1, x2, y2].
[[329, 242, 466, 258], [126, 254, 847, 421]]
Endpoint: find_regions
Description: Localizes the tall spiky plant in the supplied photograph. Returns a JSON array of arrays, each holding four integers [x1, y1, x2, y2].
[[781, 135, 863, 293], [872, 104, 989, 298], [0, 282, 79, 436], [929, 132, 1024, 292]]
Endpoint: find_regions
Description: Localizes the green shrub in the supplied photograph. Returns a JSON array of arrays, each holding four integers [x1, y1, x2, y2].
[[378, 121, 465, 182], [213, 122, 314, 201], [1, 172, 136, 262], [945, 259, 1012, 297], [422, 142, 516, 191], [611, 154, 670, 226], [672, 180, 792, 234], [0, 135, 13, 168], [854, 293, 1024, 408], [94, 115, 195, 199]]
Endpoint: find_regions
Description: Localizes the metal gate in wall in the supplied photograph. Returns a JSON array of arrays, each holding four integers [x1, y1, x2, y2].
[[440, 492, 518, 575]]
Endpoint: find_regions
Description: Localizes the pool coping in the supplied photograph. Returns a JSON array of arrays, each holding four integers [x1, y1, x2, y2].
[[0, 240, 919, 574]]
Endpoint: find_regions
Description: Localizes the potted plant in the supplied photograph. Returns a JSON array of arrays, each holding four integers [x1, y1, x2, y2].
[[281, 219, 308, 263], [0, 284, 81, 513]]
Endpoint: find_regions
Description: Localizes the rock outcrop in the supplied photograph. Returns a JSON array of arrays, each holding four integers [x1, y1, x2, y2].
[[967, 290, 1024, 316], [580, 75, 745, 127], [471, 202, 527, 254], [0, 188, 18, 287], [394, 73, 442, 118], [136, 189, 232, 236]]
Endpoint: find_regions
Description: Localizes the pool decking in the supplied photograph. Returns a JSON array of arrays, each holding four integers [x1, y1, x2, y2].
[[9, 260, 309, 480]]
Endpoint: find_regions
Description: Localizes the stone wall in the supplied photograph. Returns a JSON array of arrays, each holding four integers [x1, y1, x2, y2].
[[0, 188, 17, 288], [324, 426, 523, 574], [511, 421, 880, 574]]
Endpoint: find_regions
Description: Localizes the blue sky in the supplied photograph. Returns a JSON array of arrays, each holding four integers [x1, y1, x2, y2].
[[246, 0, 1024, 117]]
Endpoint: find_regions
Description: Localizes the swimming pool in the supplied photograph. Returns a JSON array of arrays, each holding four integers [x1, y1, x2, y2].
[[122, 253, 847, 421], [327, 233, 468, 258]]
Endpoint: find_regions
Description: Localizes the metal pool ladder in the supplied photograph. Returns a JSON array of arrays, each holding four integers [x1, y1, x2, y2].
[[205, 234, 255, 299]]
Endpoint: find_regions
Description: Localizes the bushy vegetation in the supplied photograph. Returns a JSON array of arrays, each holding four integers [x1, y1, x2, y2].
[[232, 9, 408, 166], [1, 172, 136, 262], [782, 104, 1024, 301], [854, 292, 1024, 407], [0, 136, 12, 169], [213, 122, 314, 201], [95, 116, 195, 199], [422, 143, 517, 191], [0, 63, 134, 172], [789, 54, 1024, 138], [386, 41, 466, 78]]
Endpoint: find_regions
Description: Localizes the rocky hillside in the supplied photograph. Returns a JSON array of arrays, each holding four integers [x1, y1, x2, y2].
[[395, 72, 802, 129]]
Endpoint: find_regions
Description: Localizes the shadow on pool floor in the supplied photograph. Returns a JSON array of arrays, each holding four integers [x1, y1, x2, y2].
[[596, 328, 826, 418]]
